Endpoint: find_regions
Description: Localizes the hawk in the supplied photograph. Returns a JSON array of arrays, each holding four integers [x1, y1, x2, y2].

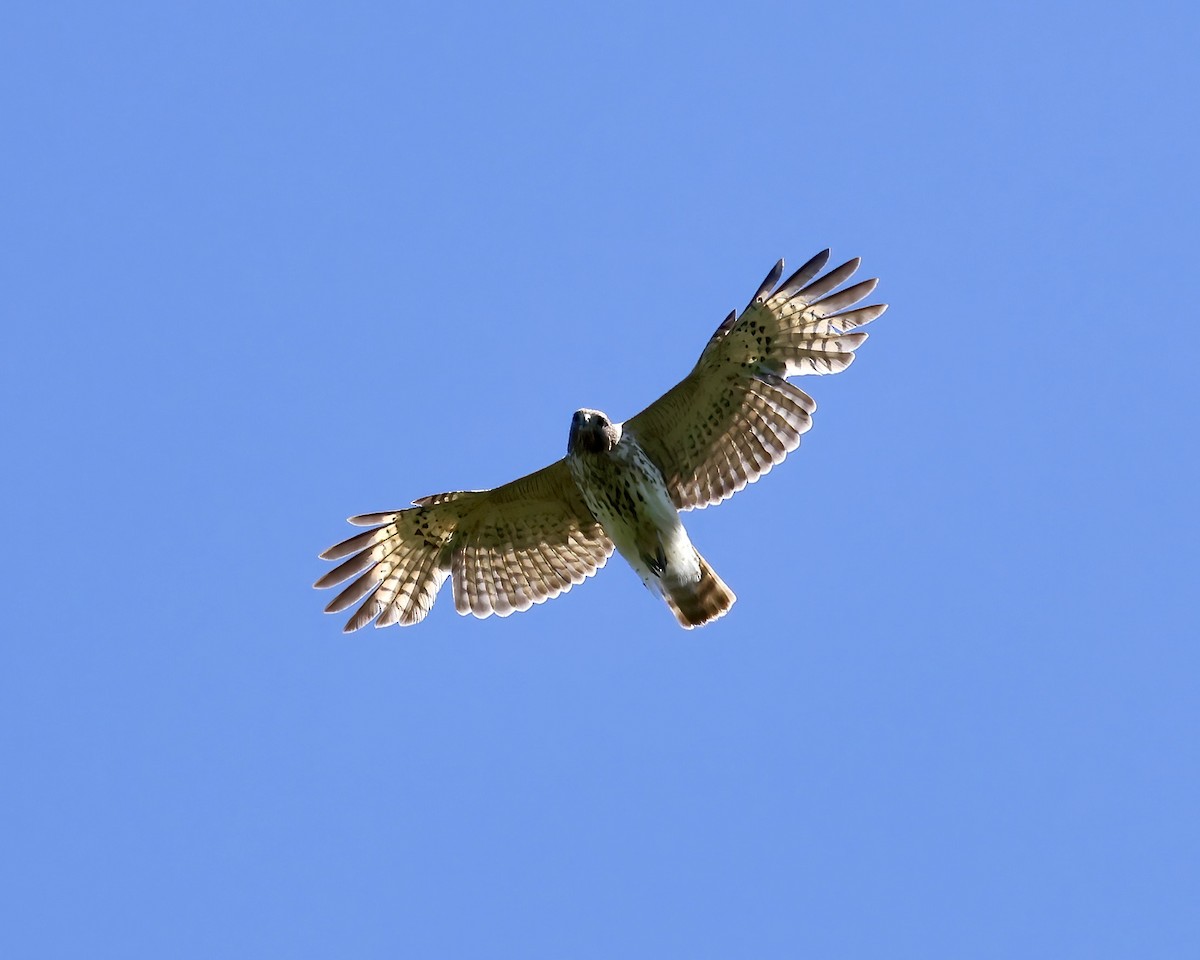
[[316, 250, 886, 630]]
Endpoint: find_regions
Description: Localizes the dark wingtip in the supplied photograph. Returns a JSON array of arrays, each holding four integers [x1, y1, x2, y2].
[[774, 249, 833, 300], [348, 511, 395, 526], [749, 258, 785, 307]]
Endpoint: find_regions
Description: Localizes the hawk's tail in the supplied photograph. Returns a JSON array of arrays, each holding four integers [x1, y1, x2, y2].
[[663, 553, 736, 629]]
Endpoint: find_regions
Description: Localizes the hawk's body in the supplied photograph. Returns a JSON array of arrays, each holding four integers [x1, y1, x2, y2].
[[316, 250, 887, 630], [566, 410, 733, 627]]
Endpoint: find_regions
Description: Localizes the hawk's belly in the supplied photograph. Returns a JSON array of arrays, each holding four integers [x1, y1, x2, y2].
[[567, 438, 700, 589]]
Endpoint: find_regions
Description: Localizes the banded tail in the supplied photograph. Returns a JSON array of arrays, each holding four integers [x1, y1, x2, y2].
[[662, 552, 736, 629]]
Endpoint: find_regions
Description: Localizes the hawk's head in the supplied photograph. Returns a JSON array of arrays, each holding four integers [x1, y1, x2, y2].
[[568, 408, 621, 455]]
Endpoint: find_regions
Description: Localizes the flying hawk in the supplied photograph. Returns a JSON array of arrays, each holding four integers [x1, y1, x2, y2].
[[316, 250, 886, 630]]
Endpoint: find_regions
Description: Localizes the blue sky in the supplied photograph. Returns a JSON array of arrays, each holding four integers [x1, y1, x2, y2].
[[3, 1, 1197, 956]]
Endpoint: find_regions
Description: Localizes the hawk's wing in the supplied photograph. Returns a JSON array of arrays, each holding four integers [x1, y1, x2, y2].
[[623, 250, 887, 510], [315, 460, 613, 631]]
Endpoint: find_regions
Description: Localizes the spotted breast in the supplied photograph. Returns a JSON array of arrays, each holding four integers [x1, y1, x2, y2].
[[566, 407, 735, 627]]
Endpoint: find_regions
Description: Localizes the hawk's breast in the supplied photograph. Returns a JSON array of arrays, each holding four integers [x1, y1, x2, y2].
[[567, 435, 697, 587]]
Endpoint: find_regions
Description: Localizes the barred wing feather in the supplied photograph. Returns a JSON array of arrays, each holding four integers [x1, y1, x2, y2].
[[624, 251, 887, 511], [315, 460, 613, 631]]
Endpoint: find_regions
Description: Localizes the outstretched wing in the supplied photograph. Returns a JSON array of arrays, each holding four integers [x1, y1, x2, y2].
[[623, 250, 887, 510], [314, 460, 613, 631]]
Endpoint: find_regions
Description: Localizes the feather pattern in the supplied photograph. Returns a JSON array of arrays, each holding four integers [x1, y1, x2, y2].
[[624, 252, 886, 510], [315, 460, 612, 631]]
